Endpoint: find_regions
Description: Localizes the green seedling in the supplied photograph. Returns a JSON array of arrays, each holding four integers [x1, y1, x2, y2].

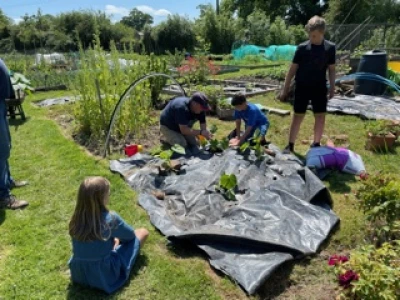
[[239, 136, 264, 160], [219, 137, 229, 150], [252, 137, 264, 160], [240, 141, 250, 153], [215, 173, 237, 201], [159, 149, 173, 161], [365, 121, 391, 136], [205, 138, 229, 153], [210, 124, 218, 134], [157, 144, 185, 174], [171, 144, 186, 155], [209, 139, 220, 152]]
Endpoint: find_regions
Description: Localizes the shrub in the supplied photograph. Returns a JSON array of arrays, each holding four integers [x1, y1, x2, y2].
[[189, 84, 224, 111], [329, 241, 400, 300], [356, 172, 400, 243], [269, 17, 290, 45], [153, 15, 197, 54], [288, 25, 307, 45], [177, 56, 220, 84]]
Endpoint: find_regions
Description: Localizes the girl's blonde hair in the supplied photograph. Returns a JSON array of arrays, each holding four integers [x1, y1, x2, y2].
[[69, 176, 111, 241]]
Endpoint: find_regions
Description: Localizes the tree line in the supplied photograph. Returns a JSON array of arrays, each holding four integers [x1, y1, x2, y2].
[[0, 0, 399, 54]]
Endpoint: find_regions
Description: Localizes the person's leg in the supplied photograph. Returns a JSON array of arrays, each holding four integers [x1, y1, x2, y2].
[[7, 165, 13, 187], [6, 159, 29, 189], [258, 124, 268, 145], [284, 114, 305, 153], [311, 87, 328, 146], [284, 86, 308, 153], [0, 105, 11, 200], [160, 125, 187, 148], [134, 228, 149, 246], [313, 113, 326, 145], [289, 114, 306, 144], [0, 158, 10, 200], [184, 135, 198, 147], [0, 101, 28, 209]]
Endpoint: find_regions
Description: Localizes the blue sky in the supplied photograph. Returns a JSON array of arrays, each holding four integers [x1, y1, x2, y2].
[[2, 0, 215, 24]]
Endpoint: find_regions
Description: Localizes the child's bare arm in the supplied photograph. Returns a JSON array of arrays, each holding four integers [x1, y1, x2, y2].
[[239, 126, 254, 145], [281, 64, 298, 98], [235, 119, 241, 138], [328, 64, 336, 99]]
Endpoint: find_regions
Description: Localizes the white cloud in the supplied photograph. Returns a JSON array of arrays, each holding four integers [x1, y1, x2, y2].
[[13, 18, 22, 24], [105, 5, 129, 17], [136, 5, 171, 17]]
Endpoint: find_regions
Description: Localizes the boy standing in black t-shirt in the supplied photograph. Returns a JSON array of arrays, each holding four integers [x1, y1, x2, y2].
[[280, 16, 336, 153]]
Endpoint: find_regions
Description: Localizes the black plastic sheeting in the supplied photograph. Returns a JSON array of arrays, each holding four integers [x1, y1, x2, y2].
[[327, 94, 400, 120], [110, 147, 339, 294]]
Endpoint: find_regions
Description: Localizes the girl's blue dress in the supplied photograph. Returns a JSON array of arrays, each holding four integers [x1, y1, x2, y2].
[[69, 212, 140, 294]]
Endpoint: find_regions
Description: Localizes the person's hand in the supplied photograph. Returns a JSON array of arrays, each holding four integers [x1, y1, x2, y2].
[[229, 138, 240, 147], [326, 139, 335, 147], [359, 171, 368, 181], [113, 238, 120, 250], [278, 90, 288, 102], [329, 88, 335, 100], [201, 129, 212, 140]]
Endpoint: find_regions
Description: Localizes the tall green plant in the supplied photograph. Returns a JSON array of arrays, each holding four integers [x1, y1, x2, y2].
[[73, 35, 167, 141]]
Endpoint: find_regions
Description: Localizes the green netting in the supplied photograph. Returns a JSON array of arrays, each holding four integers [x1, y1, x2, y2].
[[232, 44, 297, 61]]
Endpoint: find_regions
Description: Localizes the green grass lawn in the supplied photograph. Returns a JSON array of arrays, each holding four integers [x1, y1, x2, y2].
[[1, 90, 398, 299]]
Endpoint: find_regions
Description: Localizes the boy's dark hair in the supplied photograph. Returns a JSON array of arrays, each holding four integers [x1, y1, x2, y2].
[[305, 16, 326, 33], [231, 93, 247, 106]]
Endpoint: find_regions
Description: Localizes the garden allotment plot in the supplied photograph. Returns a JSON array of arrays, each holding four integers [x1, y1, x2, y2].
[[111, 147, 339, 294]]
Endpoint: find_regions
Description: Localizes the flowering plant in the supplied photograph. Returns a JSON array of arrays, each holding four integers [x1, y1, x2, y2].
[[177, 56, 220, 83]]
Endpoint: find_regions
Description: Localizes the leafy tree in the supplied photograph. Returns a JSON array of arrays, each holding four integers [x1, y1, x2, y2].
[[121, 8, 153, 31], [269, 17, 290, 45], [0, 9, 13, 51], [286, 0, 329, 25], [142, 24, 156, 53], [325, 0, 400, 24], [0, 9, 11, 30], [289, 24, 307, 44], [220, 0, 286, 21], [245, 9, 270, 46], [111, 23, 137, 49], [153, 15, 196, 54], [195, 4, 236, 54]]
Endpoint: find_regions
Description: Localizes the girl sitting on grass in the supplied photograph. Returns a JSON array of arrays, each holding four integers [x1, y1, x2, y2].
[[68, 176, 149, 294]]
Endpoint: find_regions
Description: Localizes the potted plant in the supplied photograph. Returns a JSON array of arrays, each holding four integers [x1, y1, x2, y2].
[[385, 120, 400, 138], [216, 98, 235, 120], [365, 121, 397, 151]]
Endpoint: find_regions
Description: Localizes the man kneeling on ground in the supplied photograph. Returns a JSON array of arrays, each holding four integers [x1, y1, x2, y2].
[[160, 92, 212, 153]]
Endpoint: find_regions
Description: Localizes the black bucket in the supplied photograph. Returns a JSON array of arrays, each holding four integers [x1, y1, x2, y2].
[[354, 50, 387, 95]]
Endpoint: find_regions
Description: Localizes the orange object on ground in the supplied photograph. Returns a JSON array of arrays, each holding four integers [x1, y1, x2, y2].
[[388, 61, 400, 73]]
